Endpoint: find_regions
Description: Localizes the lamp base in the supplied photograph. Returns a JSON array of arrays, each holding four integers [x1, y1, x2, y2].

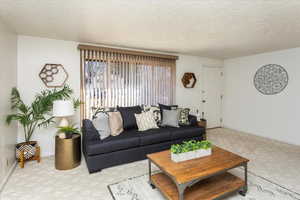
[[59, 117, 69, 127]]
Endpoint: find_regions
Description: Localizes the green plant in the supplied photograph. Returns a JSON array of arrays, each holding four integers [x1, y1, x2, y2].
[[191, 140, 199, 151], [170, 144, 182, 154], [199, 140, 212, 149], [57, 124, 80, 138], [6, 85, 74, 142], [73, 98, 81, 110], [170, 140, 212, 154]]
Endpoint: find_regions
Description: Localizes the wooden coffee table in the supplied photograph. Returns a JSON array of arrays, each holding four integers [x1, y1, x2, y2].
[[147, 146, 249, 200]]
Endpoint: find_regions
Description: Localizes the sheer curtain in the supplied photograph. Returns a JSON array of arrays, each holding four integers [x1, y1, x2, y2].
[[79, 45, 177, 119]]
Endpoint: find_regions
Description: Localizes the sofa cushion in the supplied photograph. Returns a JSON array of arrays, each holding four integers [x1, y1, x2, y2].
[[117, 106, 142, 130], [108, 111, 123, 136], [166, 126, 204, 140], [178, 108, 191, 126], [188, 114, 198, 126], [92, 112, 111, 140], [139, 128, 171, 146], [161, 109, 180, 128], [158, 103, 178, 121], [86, 130, 140, 155], [82, 119, 101, 142], [92, 107, 117, 119], [142, 105, 162, 125], [135, 111, 159, 131]]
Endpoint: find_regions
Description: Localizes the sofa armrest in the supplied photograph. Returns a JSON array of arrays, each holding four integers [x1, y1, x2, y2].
[[188, 114, 198, 126], [82, 119, 101, 155]]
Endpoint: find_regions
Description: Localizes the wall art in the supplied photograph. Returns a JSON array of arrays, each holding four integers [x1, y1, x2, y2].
[[181, 72, 197, 88], [39, 64, 68, 88], [254, 64, 288, 95]]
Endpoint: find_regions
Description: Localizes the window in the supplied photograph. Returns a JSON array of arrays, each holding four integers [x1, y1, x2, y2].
[[79, 45, 177, 119]]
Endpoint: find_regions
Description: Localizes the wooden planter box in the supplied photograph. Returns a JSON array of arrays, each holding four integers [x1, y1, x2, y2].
[[171, 148, 212, 162]]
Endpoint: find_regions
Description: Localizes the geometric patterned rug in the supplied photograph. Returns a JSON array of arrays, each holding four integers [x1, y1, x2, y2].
[[108, 169, 300, 200]]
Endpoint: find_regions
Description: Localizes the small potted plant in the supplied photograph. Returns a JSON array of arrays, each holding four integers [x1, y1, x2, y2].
[[170, 144, 183, 162], [194, 140, 212, 157], [182, 140, 195, 159], [170, 140, 212, 162], [57, 125, 80, 139]]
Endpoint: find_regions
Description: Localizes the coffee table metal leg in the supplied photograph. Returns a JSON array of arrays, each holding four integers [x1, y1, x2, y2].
[[176, 183, 187, 200], [239, 162, 248, 196], [148, 160, 156, 189]]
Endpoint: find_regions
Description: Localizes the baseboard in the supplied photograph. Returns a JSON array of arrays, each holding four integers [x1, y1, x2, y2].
[[0, 161, 17, 193], [207, 126, 222, 130]]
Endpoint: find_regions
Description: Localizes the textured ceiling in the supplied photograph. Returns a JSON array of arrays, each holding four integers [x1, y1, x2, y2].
[[1, 0, 300, 58]]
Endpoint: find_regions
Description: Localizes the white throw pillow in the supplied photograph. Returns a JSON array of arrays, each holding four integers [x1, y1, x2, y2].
[[92, 112, 111, 140], [135, 111, 159, 131]]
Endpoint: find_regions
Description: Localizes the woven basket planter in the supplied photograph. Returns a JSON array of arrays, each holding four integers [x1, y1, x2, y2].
[[16, 141, 37, 160]]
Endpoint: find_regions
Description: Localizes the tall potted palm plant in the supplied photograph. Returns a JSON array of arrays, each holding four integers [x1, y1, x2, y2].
[[6, 85, 74, 160]]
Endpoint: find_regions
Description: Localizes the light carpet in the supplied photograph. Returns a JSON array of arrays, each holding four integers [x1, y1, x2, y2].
[[109, 169, 300, 200], [1, 128, 300, 200]]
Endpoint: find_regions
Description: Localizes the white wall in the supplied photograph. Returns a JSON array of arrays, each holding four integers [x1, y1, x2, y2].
[[17, 36, 80, 157], [223, 48, 300, 145], [17, 35, 223, 157], [0, 20, 17, 190], [176, 55, 223, 113]]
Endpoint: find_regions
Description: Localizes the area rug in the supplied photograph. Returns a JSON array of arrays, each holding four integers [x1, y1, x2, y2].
[[108, 169, 300, 200]]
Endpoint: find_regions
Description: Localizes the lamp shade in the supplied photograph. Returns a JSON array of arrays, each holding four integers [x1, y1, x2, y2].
[[53, 100, 74, 117]]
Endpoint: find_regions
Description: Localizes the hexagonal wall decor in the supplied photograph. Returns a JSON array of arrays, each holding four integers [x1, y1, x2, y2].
[[39, 64, 68, 88], [181, 72, 197, 88]]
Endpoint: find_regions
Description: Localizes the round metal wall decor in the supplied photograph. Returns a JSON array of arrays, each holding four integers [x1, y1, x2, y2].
[[254, 64, 288, 95]]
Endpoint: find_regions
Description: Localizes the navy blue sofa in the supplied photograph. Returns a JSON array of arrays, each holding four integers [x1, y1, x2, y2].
[[82, 116, 205, 173]]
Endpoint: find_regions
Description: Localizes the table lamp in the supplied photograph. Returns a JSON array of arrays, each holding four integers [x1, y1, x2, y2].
[[53, 100, 74, 127]]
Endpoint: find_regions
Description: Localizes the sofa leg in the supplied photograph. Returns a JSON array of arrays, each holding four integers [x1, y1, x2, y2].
[[88, 168, 102, 174]]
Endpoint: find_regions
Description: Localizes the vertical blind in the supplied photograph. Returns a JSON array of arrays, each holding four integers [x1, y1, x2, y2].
[[79, 45, 178, 119]]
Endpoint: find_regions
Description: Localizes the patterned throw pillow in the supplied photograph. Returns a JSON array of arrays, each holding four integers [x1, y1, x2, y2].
[[92, 107, 117, 119], [141, 105, 151, 112], [92, 112, 111, 140], [178, 108, 190, 126], [142, 105, 162, 125], [134, 111, 159, 131]]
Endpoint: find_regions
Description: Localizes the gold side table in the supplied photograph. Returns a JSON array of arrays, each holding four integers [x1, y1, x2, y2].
[[55, 134, 81, 170]]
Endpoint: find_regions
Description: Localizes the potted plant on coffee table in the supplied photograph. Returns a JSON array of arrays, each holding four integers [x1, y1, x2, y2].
[[170, 140, 212, 162], [6, 85, 73, 165]]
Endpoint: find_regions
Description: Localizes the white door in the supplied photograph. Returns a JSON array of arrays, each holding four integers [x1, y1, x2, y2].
[[202, 67, 223, 128]]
